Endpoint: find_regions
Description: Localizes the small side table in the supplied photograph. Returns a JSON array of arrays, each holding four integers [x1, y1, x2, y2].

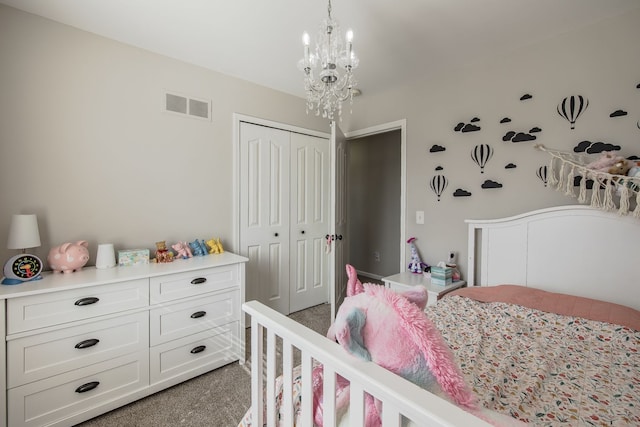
[[382, 271, 466, 307]]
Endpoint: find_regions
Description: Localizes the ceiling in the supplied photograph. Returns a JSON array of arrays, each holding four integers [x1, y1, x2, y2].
[[3, 0, 640, 99]]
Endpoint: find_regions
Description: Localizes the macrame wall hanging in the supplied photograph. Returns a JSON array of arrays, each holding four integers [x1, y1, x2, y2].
[[535, 144, 640, 217]]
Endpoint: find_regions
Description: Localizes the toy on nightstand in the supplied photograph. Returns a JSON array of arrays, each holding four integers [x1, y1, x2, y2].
[[171, 241, 193, 259], [155, 241, 174, 263], [189, 239, 208, 256], [205, 237, 224, 254], [407, 237, 428, 274]]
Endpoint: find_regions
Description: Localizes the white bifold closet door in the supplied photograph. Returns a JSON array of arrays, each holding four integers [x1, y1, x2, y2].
[[240, 122, 329, 315]]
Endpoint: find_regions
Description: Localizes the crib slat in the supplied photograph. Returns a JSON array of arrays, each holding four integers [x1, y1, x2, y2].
[[349, 382, 365, 425], [282, 338, 294, 427], [266, 330, 277, 427], [300, 352, 314, 427], [251, 318, 264, 427], [381, 401, 401, 427], [323, 366, 337, 427]]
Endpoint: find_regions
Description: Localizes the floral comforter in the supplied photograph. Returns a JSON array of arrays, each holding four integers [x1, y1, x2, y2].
[[239, 295, 639, 426], [430, 295, 639, 426]]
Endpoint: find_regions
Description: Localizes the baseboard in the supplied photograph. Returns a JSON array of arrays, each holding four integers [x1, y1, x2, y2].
[[354, 269, 384, 281]]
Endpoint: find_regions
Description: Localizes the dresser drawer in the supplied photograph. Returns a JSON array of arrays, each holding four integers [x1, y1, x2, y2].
[[7, 279, 149, 334], [150, 264, 239, 303], [8, 312, 148, 388], [8, 351, 149, 427], [150, 290, 239, 346], [150, 322, 239, 385]]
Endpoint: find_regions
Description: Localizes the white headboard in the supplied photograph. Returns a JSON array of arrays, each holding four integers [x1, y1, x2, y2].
[[466, 205, 640, 311]]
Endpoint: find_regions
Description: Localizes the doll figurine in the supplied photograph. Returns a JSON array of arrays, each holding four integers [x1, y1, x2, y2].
[[407, 237, 428, 273]]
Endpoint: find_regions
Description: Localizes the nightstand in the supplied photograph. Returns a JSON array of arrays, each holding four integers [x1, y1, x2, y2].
[[382, 271, 465, 307]]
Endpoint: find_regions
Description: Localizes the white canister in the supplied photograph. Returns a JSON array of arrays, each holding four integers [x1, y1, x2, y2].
[[95, 243, 116, 269]]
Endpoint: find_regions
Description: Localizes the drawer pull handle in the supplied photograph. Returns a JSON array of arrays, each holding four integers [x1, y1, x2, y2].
[[190, 277, 207, 285], [75, 381, 100, 393], [74, 297, 99, 306], [190, 311, 207, 319], [190, 345, 206, 354], [75, 339, 100, 349]]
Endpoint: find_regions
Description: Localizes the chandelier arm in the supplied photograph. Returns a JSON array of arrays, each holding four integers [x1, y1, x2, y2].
[[305, 79, 328, 94]]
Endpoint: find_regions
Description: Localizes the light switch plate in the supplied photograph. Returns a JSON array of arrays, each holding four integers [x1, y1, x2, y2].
[[416, 211, 424, 224]]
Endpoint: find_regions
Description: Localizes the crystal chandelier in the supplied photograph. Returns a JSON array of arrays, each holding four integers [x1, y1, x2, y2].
[[298, 0, 359, 121]]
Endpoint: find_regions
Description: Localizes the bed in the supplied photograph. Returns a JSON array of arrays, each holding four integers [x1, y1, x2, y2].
[[239, 205, 640, 426]]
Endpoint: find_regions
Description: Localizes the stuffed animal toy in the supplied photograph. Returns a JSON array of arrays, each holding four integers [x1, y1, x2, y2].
[[608, 159, 631, 176], [205, 237, 224, 254], [585, 151, 628, 174], [154, 240, 174, 263], [617, 162, 640, 194], [627, 163, 640, 190], [406, 237, 428, 273], [311, 265, 525, 427], [171, 241, 192, 259], [188, 239, 208, 256]]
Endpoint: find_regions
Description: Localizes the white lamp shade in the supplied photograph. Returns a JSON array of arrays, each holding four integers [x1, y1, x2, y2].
[[7, 214, 41, 250]]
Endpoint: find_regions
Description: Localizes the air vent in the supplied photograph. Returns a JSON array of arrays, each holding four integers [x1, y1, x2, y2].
[[163, 90, 211, 121]]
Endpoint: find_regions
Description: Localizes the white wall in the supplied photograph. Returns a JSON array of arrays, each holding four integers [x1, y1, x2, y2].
[[2, 5, 639, 280], [346, 9, 640, 277], [0, 5, 328, 267]]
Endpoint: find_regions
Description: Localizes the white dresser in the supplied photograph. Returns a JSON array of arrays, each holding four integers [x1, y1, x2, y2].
[[0, 252, 247, 427]]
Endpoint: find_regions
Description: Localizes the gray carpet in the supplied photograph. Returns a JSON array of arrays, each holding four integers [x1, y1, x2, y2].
[[76, 303, 331, 427]]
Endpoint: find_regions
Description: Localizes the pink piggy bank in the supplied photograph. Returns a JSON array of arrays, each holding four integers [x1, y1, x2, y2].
[[48, 240, 90, 273]]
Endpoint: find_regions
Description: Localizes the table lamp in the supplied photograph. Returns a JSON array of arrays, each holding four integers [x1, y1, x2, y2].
[[2, 214, 44, 285]]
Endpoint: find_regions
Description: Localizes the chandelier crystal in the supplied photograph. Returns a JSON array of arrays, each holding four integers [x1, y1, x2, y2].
[[298, 0, 359, 121]]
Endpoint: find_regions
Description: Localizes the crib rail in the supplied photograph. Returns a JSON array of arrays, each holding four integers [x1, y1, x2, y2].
[[243, 300, 489, 427]]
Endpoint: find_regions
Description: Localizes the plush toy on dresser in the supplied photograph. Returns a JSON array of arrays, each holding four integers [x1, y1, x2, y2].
[[205, 237, 224, 254], [172, 241, 193, 259], [189, 239, 208, 256], [154, 240, 174, 263]]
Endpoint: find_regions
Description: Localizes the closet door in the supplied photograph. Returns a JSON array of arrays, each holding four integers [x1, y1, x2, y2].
[[240, 123, 290, 315], [289, 132, 330, 313]]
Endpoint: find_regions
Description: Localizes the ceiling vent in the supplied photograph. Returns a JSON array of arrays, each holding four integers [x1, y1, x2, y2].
[[163, 90, 211, 121]]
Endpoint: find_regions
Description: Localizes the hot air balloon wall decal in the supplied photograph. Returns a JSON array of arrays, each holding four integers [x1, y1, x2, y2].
[[537, 165, 548, 187], [557, 95, 589, 130], [430, 175, 448, 201], [471, 144, 493, 173]]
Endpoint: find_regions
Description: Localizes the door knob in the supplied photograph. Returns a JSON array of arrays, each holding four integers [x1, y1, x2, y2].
[[274, 233, 279, 237], [301, 230, 305, 234]]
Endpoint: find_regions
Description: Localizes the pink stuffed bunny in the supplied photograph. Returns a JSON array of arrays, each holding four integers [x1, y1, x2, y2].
[[312, 265, 526, 427]]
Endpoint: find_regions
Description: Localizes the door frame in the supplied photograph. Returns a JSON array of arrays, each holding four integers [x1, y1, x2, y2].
[[345, 119, 407, 273]]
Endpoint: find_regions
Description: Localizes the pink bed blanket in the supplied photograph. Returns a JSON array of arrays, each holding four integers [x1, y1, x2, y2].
[[448, 285, 640, 331], [431, 291, 640, 426]]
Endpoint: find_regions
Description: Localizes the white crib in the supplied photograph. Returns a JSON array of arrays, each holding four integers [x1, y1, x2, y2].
[[243, 300, 489, 427]]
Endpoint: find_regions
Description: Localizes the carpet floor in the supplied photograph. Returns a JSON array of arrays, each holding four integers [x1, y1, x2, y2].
[[76, 303, 331, 427]]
